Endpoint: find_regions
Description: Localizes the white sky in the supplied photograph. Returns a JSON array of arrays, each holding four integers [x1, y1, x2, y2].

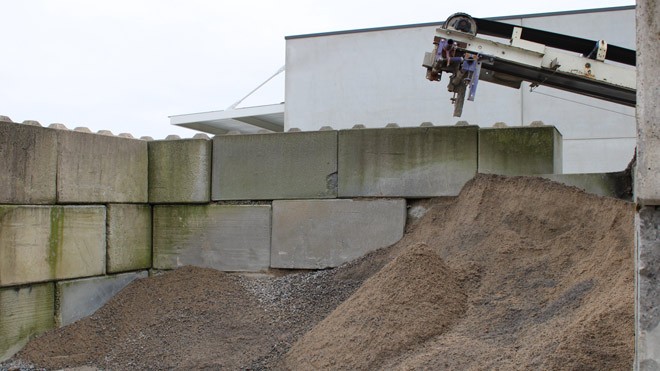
[[1, 0, 635, 139]]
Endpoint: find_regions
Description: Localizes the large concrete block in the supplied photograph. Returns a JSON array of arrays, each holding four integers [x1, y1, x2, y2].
[[540, 172, 632, 200], [212, 131, 337, 200], [0, 121, 57, 204], [0, 206, 106, 286], [57, 130, 148, 203], [107, 204, 152, 274], [148, 138, 212, 203], [0, 283, 55, 362], [153, 205, 271, 271], [635, 0, 660, 206], [637, 206, 660, 370], [478, 126, 563, 175], [271, 199, 406, 269], [56, 271, 147, 326], [338, 126, 478, 197]]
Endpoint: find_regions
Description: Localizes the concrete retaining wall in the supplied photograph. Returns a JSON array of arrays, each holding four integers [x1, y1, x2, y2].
[[2, 119, 626, 362]]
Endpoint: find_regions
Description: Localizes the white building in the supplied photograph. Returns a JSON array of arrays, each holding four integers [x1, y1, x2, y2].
[[171, 6, 636, 174]]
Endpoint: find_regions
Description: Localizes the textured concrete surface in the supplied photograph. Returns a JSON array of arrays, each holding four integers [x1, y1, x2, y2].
[[0, 206, 106, 286], [212, 131, 337, 200], [56, 271, 148, 326], [540, 172, 631, 200], [635, 0, 660, 206], [478, 126, 563, 175], [148, 138, 212, 203], [56, 130, 148, 203], [106, 204, 152, 274], [0, 121, 57, 204], [271, 199, 406, 269], [153, 205, 271, 271], [637, 207, 660, 370], [636, 2, 660, 369], [338, 126, 478, 197], [0, 283, 55, 362]]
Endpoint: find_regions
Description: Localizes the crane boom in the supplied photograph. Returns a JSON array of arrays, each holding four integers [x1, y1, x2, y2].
[[422, 13, 636, 117]]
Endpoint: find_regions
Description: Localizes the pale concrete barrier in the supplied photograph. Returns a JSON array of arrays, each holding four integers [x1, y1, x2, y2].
[[56, 271, 148, 326], [212, 131, 337, 200], [338, 126, 478, 197], [0, 206, 106, 286], [153, 204, 271, 271], [478, 126, 563, 175], [271, 199, 406, 269], [148, 138, 212, 203], [107, 204, 152, 274], [0, 121, 57, 204], [540, 173, 631, 200], [0, 283, 55, 362], [56, 130, 148, 203]]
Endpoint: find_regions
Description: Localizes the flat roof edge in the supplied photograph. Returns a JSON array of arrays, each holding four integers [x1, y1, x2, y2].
[[285, 5, 635, 40]]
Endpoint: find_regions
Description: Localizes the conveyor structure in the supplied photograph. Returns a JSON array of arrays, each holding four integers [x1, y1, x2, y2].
[[422, 13, 636, 117]]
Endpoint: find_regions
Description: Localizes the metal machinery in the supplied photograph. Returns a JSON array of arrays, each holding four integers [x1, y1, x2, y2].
[[422, 13, 636, 117]]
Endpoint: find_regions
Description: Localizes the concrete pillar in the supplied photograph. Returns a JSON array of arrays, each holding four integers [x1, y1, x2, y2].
[[636, 0, 660, 369]]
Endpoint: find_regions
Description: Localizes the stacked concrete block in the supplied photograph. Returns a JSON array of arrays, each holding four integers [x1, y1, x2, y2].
[[55, 271, 148, 326], [271, 199, 406, 269], [153, 205, 271, 271], [212, 131, 337, 200], [148, 138, 212, 203], [338, 126, 478, 197], [0, 206, 106, 286], [478, 126, 563, 175], [106, 204, 152, 273], [56, 130, 148, 203], [0, 283, 55, 361], [0, 121, 57, 204], [636, 0, 660, 367], [540, 173, 631, 200]]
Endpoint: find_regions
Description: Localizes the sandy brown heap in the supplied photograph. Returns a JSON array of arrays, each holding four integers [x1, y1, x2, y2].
[[6, 174, 634, 370]]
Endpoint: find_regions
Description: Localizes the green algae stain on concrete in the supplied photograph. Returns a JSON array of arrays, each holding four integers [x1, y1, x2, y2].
[[48, 207, 65, 279], [0, 283, 55, 362]]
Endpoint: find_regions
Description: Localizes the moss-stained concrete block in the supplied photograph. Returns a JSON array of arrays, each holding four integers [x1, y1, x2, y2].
[[56, 130, 148, 203], [212, 131, 337, 200], [0, 283, 55, 362], [338, 126, 478, 197], [271, 199, 406, 269], [478, 126, 563, 175], [0, 206, 106, 287], [55, 271, 148, 327], [153, 204, 271, 271], [107, 204, 152, 273], [148, 138, 211, 203], [0, 121, 57, 204]]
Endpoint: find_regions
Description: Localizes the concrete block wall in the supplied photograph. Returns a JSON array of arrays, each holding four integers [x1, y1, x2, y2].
[[3, 117, 622, 362]]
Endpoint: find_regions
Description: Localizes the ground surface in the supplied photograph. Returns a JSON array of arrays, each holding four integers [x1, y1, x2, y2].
[[2, 174, 635, 370]]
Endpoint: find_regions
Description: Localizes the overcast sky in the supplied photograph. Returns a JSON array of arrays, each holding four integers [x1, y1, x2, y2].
[[1, 0, 635, 139]]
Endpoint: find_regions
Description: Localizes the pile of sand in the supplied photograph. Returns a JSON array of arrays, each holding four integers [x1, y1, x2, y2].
[[4, 174, 634, 370]]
